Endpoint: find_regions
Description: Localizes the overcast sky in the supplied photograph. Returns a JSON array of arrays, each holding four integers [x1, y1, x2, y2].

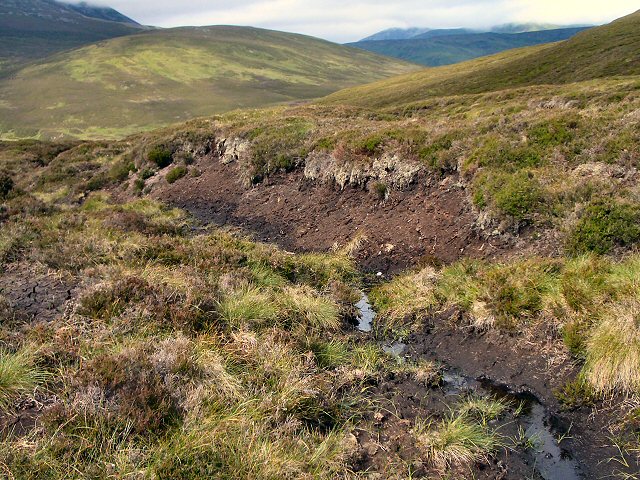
[[80, 0, 638, 42]]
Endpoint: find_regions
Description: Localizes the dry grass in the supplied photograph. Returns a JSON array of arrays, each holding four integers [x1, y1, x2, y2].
[[584, 300, 640, 395]]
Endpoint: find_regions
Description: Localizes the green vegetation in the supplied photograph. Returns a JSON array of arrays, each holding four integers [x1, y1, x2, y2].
[[474, 170, 545, 221], [0, 142, 394, 478], [371, 254, 640, 395], [584, 300, 640, 394], [1, 9, 640, 478], [555, 377, 598, 411], [414, 409, 505, 471], [348, 27, 586, 67], [0, 26, 417, 140], [0, 171, 13, 199], [166, 166, 188, 184], [457, 395, 508, 425], [148, 146, 174, 168], [0, 348, 47, 409], [567, 199, 640, 255]]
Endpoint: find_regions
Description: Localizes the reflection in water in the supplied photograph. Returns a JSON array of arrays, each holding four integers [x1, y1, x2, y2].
[[444, 370, 582, 480], [355, 292, 375, 332]]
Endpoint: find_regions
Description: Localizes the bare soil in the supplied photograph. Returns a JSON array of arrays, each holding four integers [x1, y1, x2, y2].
[[154, 160, 513, 273], [0, 262, 76, 323]]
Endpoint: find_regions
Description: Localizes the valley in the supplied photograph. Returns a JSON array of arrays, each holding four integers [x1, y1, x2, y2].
[[0, 4, 639, 480]]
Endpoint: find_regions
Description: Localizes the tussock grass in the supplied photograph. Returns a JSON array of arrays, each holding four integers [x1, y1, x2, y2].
[[415, 413, 504, 471], [0, 187, 379, 477], [218, 287, 279, 328], [457, 395, 508, 425], [584, 300, 640, 395], [369, 266, 438, 331], [400, 360, 442, 386], [281, 285, 340, 331], [0, 348, 47, 409]]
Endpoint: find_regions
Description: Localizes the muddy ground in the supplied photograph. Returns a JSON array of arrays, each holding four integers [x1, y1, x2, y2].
[[152, 159, 637, 479], [153, 159, 523, 274]]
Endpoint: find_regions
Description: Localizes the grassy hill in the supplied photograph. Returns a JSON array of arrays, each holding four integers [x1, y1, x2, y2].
[[325, 10, 640, 109], [0, 0, 144, 75], [348, 28, 588, 67], [0, 9, 640, 480], [0, 26, 418, 140]]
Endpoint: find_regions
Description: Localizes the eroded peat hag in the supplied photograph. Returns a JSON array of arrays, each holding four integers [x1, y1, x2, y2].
[[156, 165, 495, 274]]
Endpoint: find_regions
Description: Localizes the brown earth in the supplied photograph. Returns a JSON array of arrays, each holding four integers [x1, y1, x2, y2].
[[0, 262, 76, 324], [152, 159, 515, 274], [351, 310, 636, 479]]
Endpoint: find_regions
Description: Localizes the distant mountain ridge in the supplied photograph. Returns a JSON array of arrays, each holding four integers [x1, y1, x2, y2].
[[0, 0, 144, 75], [359, 22, 592, 42], [326, 10, 640, 109], [349, 27, 590, 67], [63, 1, 140, 25]]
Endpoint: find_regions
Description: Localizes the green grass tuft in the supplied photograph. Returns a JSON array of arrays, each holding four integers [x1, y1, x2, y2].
[[567, 199, 640, 255], [166, 166, 188, 184], [415, 413, 503, 471], [0, 348, 47, 409]]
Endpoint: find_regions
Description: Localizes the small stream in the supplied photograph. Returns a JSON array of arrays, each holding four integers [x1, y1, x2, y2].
[[355, 292, 375, 332], [355, 293, 583, 480], [445, 371, 582, 480], [356, 291, 407, 356]]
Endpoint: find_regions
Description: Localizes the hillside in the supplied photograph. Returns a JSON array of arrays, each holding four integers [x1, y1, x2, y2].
[[360, 23, 585, 42], [0, 0, 143, 74], [326, 9, 640, 109], [64, 1, 140, 25], [0, 26, 418, 140], [1, 8, 639, 480], [348, 27, 588, 67], [361, 27, 471, 41]]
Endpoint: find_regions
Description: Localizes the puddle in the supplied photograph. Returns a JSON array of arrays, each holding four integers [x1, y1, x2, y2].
[[443, 369, 582, 480], [354, 288, 581, 478], [355, 292, 375, 332], [355, 292, 406, 358], [383, 342, 407, 357]]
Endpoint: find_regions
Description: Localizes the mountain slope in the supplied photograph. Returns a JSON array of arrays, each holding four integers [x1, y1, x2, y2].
[[360, 27, 477, 42], [348, 28, 588, 66], [360, 23, 586, 42], [0, 0, 143, 74], [410, 28, 479, 39], [325, 10, 640, 109], [64, 1, 140, 25], [0, 26, 419, 139]]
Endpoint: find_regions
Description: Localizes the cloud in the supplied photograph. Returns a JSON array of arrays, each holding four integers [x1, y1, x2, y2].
[[81, 0, 638, 42]]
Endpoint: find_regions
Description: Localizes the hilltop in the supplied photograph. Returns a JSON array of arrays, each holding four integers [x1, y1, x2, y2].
[[360, 22, 587, 42], [326, 9, 640, 109], [63, 1, 140, 25], [0, 26, 418, 140], [348, 27, 588, 67], [0, 0, 144, 74]]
